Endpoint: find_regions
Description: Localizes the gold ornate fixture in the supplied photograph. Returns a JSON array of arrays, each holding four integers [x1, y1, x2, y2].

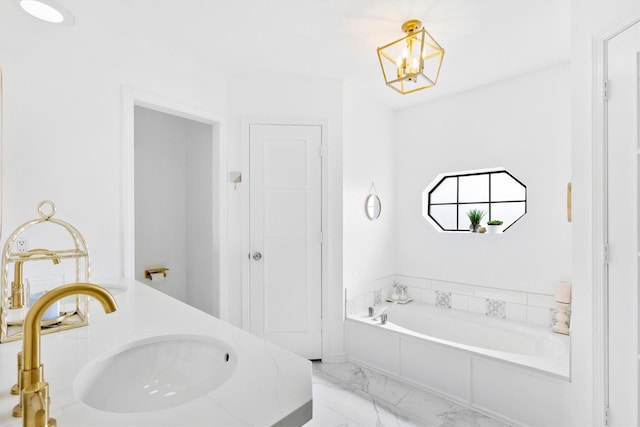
[[1, 200, 92, 343], [377, 19, 444, 95]]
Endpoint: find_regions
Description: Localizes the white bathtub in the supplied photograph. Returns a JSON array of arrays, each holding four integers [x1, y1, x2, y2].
[[346, 302, 570, 426]]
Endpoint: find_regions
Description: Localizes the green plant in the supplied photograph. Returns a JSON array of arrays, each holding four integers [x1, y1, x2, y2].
[[487, 220, 503, 226], [466, 209, 485, 226]]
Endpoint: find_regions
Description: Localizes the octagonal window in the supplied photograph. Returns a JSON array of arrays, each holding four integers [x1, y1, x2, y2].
[[422, 168, 526, 232]]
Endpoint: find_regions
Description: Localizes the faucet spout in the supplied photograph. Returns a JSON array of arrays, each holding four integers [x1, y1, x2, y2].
[[11, 249, 61, 309], [23, 282, 117, 371], [19, 283, 117, 426]]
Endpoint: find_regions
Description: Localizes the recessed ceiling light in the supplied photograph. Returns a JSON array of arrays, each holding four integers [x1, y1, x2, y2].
[[19, 0, 74, 25]]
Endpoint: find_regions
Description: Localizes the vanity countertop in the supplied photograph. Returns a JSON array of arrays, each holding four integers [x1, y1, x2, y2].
[[0, 279, 312, 426]]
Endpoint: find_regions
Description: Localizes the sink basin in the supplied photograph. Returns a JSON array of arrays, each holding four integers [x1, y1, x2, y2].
[[99, 283, 128, 296], [74, 334, 237, 413]]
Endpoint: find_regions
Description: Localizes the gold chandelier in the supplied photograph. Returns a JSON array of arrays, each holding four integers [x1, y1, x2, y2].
[[377, 19, 444, 95]]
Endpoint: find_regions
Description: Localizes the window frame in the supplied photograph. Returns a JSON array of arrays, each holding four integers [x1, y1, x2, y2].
[[424, 168, 527, 232]]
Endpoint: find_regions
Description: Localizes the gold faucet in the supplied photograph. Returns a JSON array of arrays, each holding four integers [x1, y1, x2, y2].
[[17, 283, 117, 427], [11, 249, 61, 309]]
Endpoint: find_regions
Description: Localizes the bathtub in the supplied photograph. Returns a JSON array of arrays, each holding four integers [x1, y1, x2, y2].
[[346, 302, 570, 426]]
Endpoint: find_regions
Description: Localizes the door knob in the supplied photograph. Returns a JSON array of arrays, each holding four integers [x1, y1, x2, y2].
[[252, 252, 262, 261]]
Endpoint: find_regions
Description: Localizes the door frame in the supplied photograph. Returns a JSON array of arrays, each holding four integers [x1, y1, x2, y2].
[[593, 14, 640, 424], [122, 87, 229, 318], [241, 117, 328, 359]]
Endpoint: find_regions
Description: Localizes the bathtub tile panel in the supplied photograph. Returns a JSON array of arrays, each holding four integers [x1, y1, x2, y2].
[[527, 305, 551, 327], [451, 294, 469, 311], [468, 297, 486, 315], [406, 286, 422, 303], [505, 302, 527, 323], [432, 280, 475, 296], [474, 287, 527, 304], [420, 289, 436, 305], [527, 293, 556, 308]]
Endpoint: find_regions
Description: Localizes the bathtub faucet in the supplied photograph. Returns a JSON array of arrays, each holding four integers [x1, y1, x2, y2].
[[372, 302, 397, 321]]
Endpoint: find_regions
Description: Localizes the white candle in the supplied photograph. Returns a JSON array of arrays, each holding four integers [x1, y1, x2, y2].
[[554, 281, 572, 304]]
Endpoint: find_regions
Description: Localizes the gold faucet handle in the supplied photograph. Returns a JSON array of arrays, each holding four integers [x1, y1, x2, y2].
[[23, 381, 56, 427], [10, 351, 22, 395]]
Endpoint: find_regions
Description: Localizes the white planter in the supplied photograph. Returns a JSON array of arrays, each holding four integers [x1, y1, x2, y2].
[[486, 225, 503, 234]]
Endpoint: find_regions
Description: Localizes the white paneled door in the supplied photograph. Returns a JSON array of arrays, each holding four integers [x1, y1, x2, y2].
[[249, 124, 322, 360], [606, 19, 640, 427]]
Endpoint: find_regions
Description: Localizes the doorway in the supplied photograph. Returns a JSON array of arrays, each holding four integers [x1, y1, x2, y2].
[[134, 106, 217, 314], [122, 88, 226, 319], [247, 124, 323, 359], [602, 18, 640, 426]]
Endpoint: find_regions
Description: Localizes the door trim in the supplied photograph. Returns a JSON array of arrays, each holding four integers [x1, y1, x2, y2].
[[241, 117, 328, 359], [121, 87, 229, 318], [593, 14, 640, 424]]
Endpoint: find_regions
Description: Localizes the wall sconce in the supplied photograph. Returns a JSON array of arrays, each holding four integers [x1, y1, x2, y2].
[[377, 19, 444, 95]]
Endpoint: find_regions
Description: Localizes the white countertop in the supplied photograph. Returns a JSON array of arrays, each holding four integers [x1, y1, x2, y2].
[[0, 279, 312, 426]]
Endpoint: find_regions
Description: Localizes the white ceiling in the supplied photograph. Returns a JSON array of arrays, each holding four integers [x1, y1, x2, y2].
[[34, 0, 572, 110]]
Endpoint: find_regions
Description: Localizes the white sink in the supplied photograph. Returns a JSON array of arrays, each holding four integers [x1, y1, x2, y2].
[[74, 334, 237, 413], [99, 283, 128, 295]]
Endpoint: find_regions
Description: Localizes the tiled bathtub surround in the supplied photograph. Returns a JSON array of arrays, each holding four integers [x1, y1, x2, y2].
[[373, 289, 382, 305], [435, 291, 452, 309], [486, 299, 506, 319], [347, 274, 562, 329]]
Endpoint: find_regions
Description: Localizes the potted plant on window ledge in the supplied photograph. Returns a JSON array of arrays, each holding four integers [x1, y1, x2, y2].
[[467, 209, 485, 232], [486, 219, 504, 234]]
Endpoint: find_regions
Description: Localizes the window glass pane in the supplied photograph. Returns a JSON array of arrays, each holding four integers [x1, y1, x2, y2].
[[458, 203, 489, 230], [430, 177, 457, 204], [459, 175, 488, 203], [491, 202, 526, 227], [430, 205, 458, 230], [491, 172, 526, 202]]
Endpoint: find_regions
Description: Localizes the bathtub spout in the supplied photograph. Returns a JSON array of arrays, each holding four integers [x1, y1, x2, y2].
[[372, 302, 397, 321], [380, 313, 387, 325]]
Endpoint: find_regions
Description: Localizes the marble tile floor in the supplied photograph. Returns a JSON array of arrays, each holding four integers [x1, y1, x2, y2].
[[305, 361, 510, 427]]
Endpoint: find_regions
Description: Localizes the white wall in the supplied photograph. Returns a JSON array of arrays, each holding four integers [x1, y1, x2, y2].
[[569, 2, 640, 426], [134, 106, 216, 313], [342, 83, 396, 297], [395, 64, 572, 294], [185, 120, 216, 315], [225, 73, 345, 360], [0, 2, 227, 281]]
